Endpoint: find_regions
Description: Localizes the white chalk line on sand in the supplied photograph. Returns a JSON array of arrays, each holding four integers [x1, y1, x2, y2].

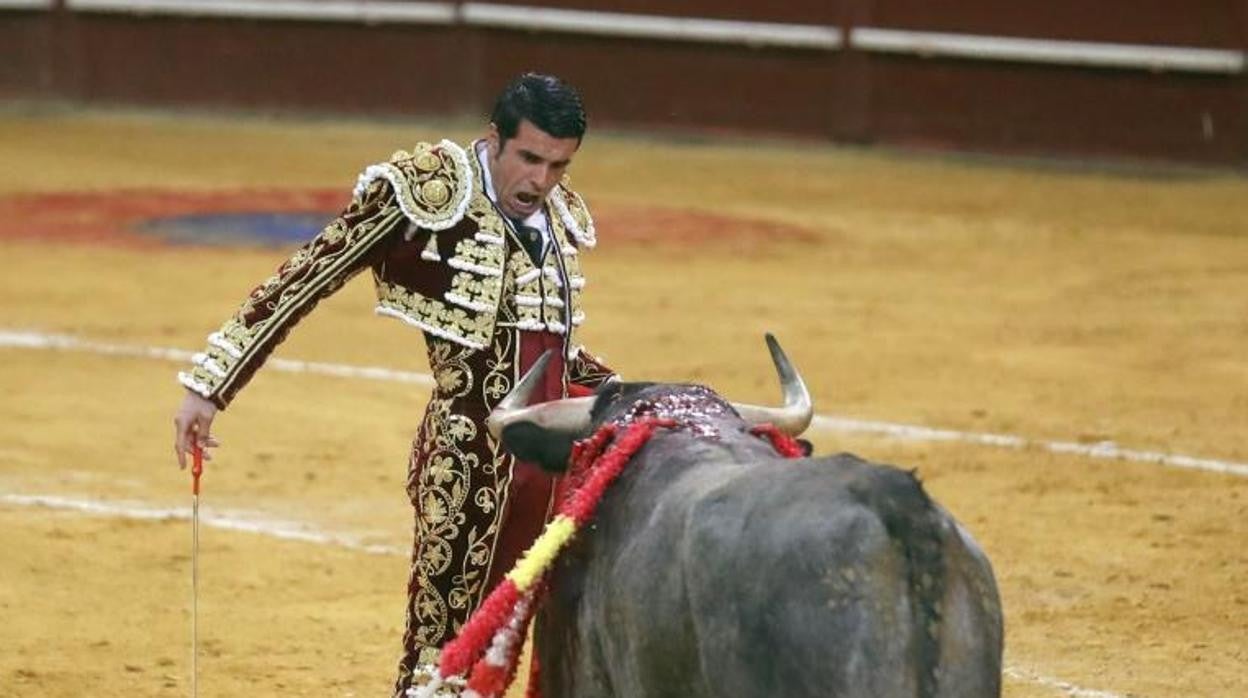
[[0, 492, 405, 556], [0, 329, 435, 387], [1003, 666, 1129, 698], [811, 414, 1248, 478], [2, 490, 1130, 698], [3, 328, 1244, 478]]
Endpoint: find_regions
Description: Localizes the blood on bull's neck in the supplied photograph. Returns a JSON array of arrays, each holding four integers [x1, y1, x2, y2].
[[610, 386, 736, 438]]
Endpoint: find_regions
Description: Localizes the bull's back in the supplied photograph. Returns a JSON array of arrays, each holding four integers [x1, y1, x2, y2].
[[678, 455, 1001, 698], [540, 450, 1002, 698]]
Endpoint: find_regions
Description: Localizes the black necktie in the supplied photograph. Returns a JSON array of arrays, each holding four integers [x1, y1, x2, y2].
[[517, 224, 545, 264]]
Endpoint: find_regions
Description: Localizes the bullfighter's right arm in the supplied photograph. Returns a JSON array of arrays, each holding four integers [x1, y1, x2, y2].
[[177, 180, 406, 409]]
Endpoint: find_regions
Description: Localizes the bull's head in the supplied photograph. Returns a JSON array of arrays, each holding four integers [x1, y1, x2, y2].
[[489, 334, 813, 471]]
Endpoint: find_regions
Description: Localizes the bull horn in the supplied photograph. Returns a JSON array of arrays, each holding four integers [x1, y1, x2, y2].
[[730, 334, 813, 436], [486, 349, 596, 440]]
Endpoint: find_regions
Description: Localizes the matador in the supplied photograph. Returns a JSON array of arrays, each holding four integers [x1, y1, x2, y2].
[[171, 73, 616, 697]]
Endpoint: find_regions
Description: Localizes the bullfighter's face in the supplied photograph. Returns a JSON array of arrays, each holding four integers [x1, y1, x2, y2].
[[486, 119, 579, 221]]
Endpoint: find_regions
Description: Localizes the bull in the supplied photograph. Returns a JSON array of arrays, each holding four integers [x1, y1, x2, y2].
[[488, 336, 1003, 698]]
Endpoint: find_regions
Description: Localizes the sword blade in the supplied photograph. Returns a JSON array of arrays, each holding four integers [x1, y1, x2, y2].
[[192, 491, 199, 698], [190, 443, 203, 698]]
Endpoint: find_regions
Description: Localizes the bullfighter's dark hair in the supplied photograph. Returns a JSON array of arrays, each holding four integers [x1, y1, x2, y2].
[[491, 73, 587, 148]]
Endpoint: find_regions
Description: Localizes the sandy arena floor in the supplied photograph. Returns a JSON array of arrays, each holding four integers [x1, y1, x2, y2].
[[1, 107, 1246, 698]]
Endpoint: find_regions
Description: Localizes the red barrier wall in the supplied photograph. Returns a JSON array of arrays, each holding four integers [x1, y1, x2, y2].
[[2, 1, 1246, 166], [0, 9, 57, 100]]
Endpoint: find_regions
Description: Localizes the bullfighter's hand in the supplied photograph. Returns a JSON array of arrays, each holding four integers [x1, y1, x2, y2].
[[174, 391, 220, 469]]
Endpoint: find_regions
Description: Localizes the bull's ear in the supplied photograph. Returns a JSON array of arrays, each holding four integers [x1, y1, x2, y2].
[[501, 422, 575, 473]]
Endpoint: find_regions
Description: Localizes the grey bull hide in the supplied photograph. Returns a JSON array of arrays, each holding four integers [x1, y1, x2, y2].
[[491, 336, 1003, 698]]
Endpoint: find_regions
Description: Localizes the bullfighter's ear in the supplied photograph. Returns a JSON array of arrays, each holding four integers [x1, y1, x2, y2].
[[500, 422, 575, 473]]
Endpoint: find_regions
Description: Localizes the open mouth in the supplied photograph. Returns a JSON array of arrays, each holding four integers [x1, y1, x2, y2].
[[515, 192, 540, 209]]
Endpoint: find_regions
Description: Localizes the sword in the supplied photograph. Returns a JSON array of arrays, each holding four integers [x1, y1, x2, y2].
[[190, 442, 204, 698]]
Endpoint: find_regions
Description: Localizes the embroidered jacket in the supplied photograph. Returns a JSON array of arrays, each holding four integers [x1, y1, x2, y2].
[[178, 139, 610, 409]]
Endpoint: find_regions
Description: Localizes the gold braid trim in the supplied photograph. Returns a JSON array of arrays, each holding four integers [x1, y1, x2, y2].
[[178, 193, 407, 406], [375, 283, 495, 350]]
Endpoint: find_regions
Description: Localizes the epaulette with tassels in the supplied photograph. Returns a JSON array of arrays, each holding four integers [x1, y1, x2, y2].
[[353, 139, 474, 231]]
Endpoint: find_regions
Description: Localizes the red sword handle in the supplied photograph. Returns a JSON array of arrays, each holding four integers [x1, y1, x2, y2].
[[191, 442, 204, 495]]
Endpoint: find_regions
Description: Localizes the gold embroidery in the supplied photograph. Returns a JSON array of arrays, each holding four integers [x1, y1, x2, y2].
[[491, 206, 587, 335], [448, 272, 502, 310], [415, 151, 442, 172], [472, 323, 519, 593], [508, 249, 545, 329], [449, 236, 505, 272], [569, 347, 615, 388], [464, 180, 509, 243], [376, 282, 496, 349], [320, 217, 348, 244], [482, 288, 517, 405], [405, 334, 516, 650], [421, 179, 450, 207], [354, 141, 472, 232], [409, 340, 478, 645], [181, 198, 404, 401]]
